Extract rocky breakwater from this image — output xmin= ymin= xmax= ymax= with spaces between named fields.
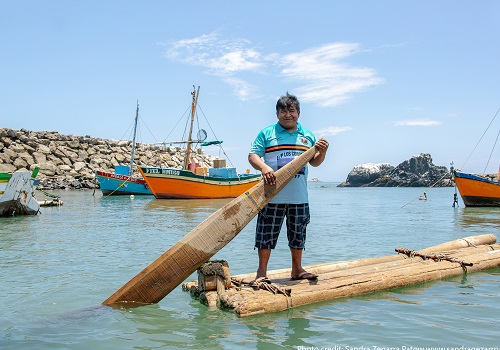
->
xmin=338 ymin=153 xmax=453 ymax=187
xmin=0 ymin=128 xmax=215 ymax=190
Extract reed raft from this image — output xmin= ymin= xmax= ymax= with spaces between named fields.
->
xmin=183 ymin=234 xmax=500 ymax=317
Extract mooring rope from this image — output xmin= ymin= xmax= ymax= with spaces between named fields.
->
xmin=460 ymin=107 xmax=499 ymax=170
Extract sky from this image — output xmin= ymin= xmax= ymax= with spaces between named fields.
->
xmin=1 ymin=1 xmax=499 ymax=182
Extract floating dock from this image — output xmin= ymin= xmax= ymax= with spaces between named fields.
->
xmin=182 ymin=234 xmax=500 ymax=317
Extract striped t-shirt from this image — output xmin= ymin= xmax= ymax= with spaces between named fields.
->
xmin=250 ymin=122 xmax=316 ymax=204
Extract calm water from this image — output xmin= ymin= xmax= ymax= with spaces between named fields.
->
xmin=1 ymin=183 xmax=499 ymax=349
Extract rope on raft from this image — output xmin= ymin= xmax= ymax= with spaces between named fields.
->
xmin=231 ymin=277 xmax=292 ymax=297
xmin=395 ymin=247 xmax=474 ymax=271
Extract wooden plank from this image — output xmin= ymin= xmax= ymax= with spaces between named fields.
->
xmin=103 ymin=146 xmax=318 ymax=306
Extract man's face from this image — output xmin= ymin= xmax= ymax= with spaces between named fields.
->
xmin=277 ymin=106 xmax=300 ymax=131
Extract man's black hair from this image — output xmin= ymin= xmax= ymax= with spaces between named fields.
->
xmin=276 ymin=92 xmax=300 ymax=114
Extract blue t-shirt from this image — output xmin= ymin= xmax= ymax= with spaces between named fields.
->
xmin=250 ymin=122 xmax=316 ymax=204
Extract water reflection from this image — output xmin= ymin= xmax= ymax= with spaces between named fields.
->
xmin=146 ymin=198 xmax=229 ymax=213
xmin=122 ymin=303 xmax=234 ymax=349
xmin=241 ymin=311 xmax=322 ymax=349
xmin=145 ymin=198 xmax=231 ymax=225
xmin=453 ymin=207 xmax=500 ymax=230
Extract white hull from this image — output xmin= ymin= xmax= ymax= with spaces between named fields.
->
xmin=0 ymin=171 xmax=40 ymax=216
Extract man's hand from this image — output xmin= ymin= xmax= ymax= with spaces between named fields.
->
xmin=261 ymin=164 xmax=276 ymax=185
xmin=248 ymin=153 xmax=276 ymax=185
xmin=315 ymin=138 xmax=329 ymax=154
xmin=310 ymin=138 xmax=329 ymax=167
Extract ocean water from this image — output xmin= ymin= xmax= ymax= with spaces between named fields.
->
xmin=0 ymin=183 xmax=499 ymax=350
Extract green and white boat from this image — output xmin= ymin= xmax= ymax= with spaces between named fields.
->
xmin=0 ymin=167 xmax=40 ymax=216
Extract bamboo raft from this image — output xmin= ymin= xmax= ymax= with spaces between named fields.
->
xmin=182 ymin=234 xmax=500 ymax=317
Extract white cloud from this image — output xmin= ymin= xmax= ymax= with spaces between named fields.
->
xmin=279 ymin=43 xmax=384 ymax=107
xmin=164 ymin=32 xmax=264 ymax=76
xmin=394 ymin=120 xmax=443 ymax=127
xmin=222 ymin=77 xmax=258 ymax=101
xmin=314 ymin=126 xmax=352 ymax=138
xmin=163 ymin=33 xmax=383 ymax=106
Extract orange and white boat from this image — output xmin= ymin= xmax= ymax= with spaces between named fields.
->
xmin=452 ymin=108 xmax=500 ymax=207
xmin=453 ymin=168 xmax=500 ymax=207
xmin=138 ymin=86 xmax=261 ymax=199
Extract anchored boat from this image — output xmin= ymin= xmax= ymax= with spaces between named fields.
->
xmin=452 ymin=108 xmax=500 ymax=207
xmin=138 ymin=86 xmax=261 ymax=199
xmin=0 ymin=167 xmax=40 ymax=216
xmin=95 ymin=101 xmax=152 ymax=196
xmin=453 ymin=169 xmax=500 ymax=206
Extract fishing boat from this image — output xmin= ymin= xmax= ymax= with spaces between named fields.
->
xmin=453 ymin=169 xmax=500 ymax=207
xmin=0 ymin=167 xmax=40 ymax=216
xmin=451 ymin=108 xmax=500 ymax=207
xmin=94 ymin=102 xmax=152 ymax=196
xmin=0 ymin=172 xmax=10 ymax=193
xmin=138 ymin=86 xmax=261 ymax=199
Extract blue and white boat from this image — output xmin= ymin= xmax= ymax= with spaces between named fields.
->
xmin=94 ymin=102 xmax=152 ymax=196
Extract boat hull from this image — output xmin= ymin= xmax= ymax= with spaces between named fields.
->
xmin=454 ymin=171 xmax=500 ymax=207
xmin=95 ymin=170 xmax=151 ymax=196
xmin=139 ymin=167 xmax=261 ymax=199
xmin=0 ymin=171 xmax=40 ymax=216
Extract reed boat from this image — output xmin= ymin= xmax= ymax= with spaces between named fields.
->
xmin=94 ymin=101 xmax=152 ymax=196
xmin=183 ymin=234 xmax=500 ymax=317
xmin=453 ymin=169 xmax=500 ymax=207
xmin=138 ymin=86 xmax=261 ymax=199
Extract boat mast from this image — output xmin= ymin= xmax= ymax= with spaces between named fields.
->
xmin=129 ymin=100 xmax=139 ymax=176
xmin=184 ymin=86 xmax=200 ymax=170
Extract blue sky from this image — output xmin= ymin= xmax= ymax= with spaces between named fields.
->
xmin=1 ymin=1 xmax=499 ymax=181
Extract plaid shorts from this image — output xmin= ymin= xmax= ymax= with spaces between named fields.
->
xmin=255 ymin=203 xmax=310 ymax=250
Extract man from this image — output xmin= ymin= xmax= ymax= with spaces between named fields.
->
xmin=248 ymin=92 xmax=329 ymax=283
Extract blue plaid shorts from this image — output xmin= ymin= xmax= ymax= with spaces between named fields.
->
xmin=255 ymin=203 xmax=310 ymax=250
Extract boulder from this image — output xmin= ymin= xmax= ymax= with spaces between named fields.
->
xmin=338 ymin=153 xmax=453 ymax=187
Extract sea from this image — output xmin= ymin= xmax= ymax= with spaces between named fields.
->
xmin=1 ymin=183 xmax=499 ymax=350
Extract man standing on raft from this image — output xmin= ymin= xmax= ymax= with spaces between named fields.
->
xmin=248 ymin=92 xmax=329 ymax=283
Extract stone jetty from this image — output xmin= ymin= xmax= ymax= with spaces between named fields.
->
xmin=0 ymin=128 xmax=216 ymax=190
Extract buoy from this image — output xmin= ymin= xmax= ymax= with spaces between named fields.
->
xmin=130 ymin=195 xmax=135 ymax=200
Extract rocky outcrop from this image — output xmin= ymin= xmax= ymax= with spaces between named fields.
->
xmin=0 ymin=128 xmax=216 ymax=190
xmin=338 ymin=153 xmax=454 ymax=187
